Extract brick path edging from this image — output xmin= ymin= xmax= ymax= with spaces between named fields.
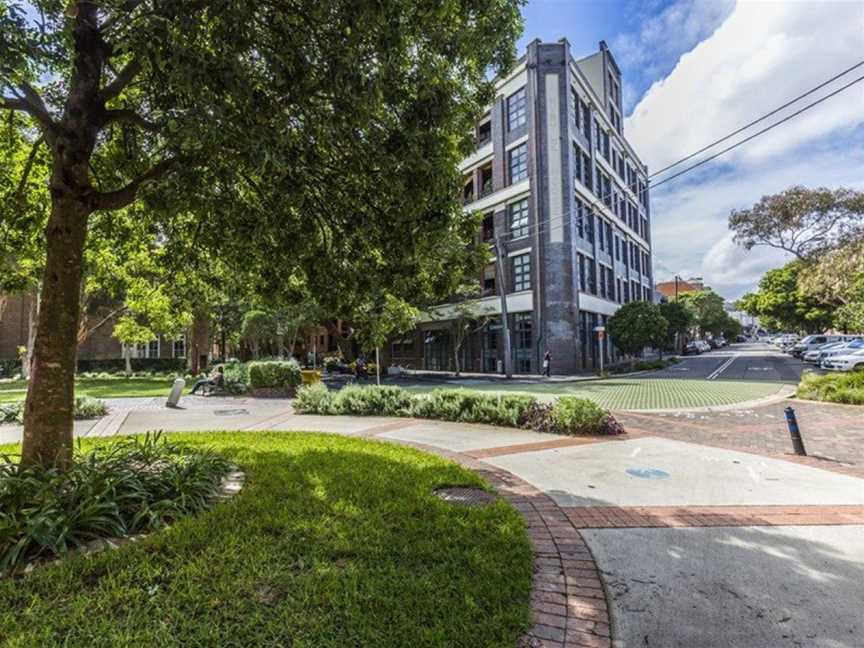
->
xmin=389 ymin=437 xmax=613 ymax=648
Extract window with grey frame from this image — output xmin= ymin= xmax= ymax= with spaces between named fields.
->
xmin=513 ymin=313 xmax=533 ymax=373
xmin=509 ymin=199 xmax=529 ymax=239
xmin=512 ymin=253 xmax=531 ymax=291
xmin=508 ymin=143 xmax=528 ymax=184
xmin=507 ymin=87 xmax=527 ymax=130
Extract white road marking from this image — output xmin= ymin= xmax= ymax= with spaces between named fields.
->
xmin=706 ymin=354 xmax=739 ymax=380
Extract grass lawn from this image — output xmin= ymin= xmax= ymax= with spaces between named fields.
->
xmin=395 ymin=377 xmax=787 ymax=410
xmin=0 ymin=377 xmax=183 ymax=403
xmin=0 ymin=432 xmax=532 ymax=647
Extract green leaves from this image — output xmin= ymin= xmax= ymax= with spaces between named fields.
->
xmin=607 ymin=301 xmax=668 ymax=356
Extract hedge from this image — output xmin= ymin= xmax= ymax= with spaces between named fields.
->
xmin=248 ymin=360 xmax=302 ymax=391
xmin=75 ymin=358 xmax=187 ymax=374
xmin=294 ymin=384 xmax=623 ymax=436
xmin=796 ymin=370 xmax=864 ymax=405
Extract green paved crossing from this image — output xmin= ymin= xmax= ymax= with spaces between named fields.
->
xmin=401 ymin=378 xmax=787 ymax=411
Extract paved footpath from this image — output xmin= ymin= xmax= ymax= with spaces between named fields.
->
xmin=2 ymin=396 xmax=864 ymax=647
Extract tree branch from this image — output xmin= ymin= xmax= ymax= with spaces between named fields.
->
xmin=94 ymin=156 xmax=181 ymax=211
xmin=15 ymin=136 xmax=45 ymax=201
xmin=100 ymin=59 xmax=142 ymax=102
xmin=102 ymin=108 xmax=159 ymax=132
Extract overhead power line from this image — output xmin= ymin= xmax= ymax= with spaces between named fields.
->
xmin=649 ymin=59 xmax=864 ymax=178
xmin=650 ymin=73 xmax=864 ymax=190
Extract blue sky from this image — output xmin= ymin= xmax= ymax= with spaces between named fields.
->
xmin=520 ymin=0 xmax=864 ymax=299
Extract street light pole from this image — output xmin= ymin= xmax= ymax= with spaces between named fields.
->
xmin=494 ymin=237 xmax=513 ymax=379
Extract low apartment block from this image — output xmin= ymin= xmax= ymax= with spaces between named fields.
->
xmin=387 ymin=39 xmax=654 ymax=375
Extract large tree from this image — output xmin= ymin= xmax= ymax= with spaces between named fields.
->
xmin=1 ymin=0 xmax=523 ymax=467
xmin=658 ymin=300 xmax=693 ymax=352
xmin=607 ymin=301 xmax=667 ymax=358
xmin=678 ymin=289 xmax=729 ymax=336
xmin=798 ymin=238 xmax=864 ymax=333
xmin=729 ymin=186 xmax=864 ymax=260
xmin=736 ymin=261 xmax=833 ymax=333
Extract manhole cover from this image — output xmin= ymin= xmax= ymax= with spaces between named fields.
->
xmin=213 ymin=409 xmax=249 ymax=416
xmin=433 ymin=487 xmax=497 ymax=507
xmin=625 ymin=468 xmax=670 ymax=479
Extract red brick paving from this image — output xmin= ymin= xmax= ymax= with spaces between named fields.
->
xmin=562 ymin=505 xmax=864 ymax=529
xmin=617 ymin=398 xmax=864 ymax=479
xmin=467 ymin=437 xmax=603 ymax=459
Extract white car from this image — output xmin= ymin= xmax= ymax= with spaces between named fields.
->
xmin=803 ymin=341 xmax=847 ymax=364
xmin=821 ymin=349 xmax=864 ymax=372
xmin=818 ymin=339 xmax=864 ymax=365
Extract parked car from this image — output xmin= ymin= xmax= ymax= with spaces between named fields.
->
xmin=707 ymin=338 xmax=721 ymax=349
xmin=821 ymin=349 xmax=864 ymax=372
xmin=819 ymin=339 xmax=864 ymax=366
xmin=716 ymin=337 xmax=728 ymax=347
xmin=789 ymin=334 xmax=849 ymax=358
xmin=802 ymin=341 xmax=846 ymax=364
xmin=696 ymin=340 xmax=711 ymax=353
xmin=683 ymin=341 xmax=702 ymax=355
xmin=735 ymin=335 xmax=748 ymax=343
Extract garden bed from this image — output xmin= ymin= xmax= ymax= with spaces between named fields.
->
xmin=295 ymin=384 xmax=624 ymax=435
xmin=0 ymin=432 xmax=532 ymax=646
xmin=796 ymin=370 xmax=864 ymax=405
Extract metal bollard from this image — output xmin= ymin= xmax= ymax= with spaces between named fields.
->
xmin=784 ymin=406 xmax=807 ymax=456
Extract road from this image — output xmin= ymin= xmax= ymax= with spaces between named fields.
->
xmin=648 ymin=341 xmax=807 ymax=383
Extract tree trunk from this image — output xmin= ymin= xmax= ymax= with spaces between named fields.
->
xmin=21 ymin=199 xmax=91 ymax=468
xmin=124 ymin=345 xmax=132 ymax=376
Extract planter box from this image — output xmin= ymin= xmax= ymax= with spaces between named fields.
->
xmin=301 ymin=370 xmax=322 ymax=385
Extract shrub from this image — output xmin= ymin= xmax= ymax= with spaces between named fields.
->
xmin=412 ymin=389 xmax=537 ymax=427
xmin=294 ymin=383 xmax=336 ymax=414
xmin=73 ymin=396 xmax=108 ymax=419
xmin=76 ymin=358 xmax=186 ymax=374
xmin=332 ymin=385 xmax=415 ymax=416
xmin=0 ymin=432 xmax=232 ymax=574
xmin=549 ymin=396 xmax=608 ymax=435
xmin=0 ymin=360 xmax=21 ymax=379
xmin=0 ymin=397 xmax=107 ymax=425
xmin=222 ymin=361 xmax=249 ymax=394
xmin=248 ymin=360 xmax=302 ymax=392
xmin=797 ymin=370 xmax=864 ymax=405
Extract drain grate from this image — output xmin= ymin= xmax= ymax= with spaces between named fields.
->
xmin=433 ymin=487 xmax=497 ymax=507
xmin=213 ymin=408 xmax=249 ymax=416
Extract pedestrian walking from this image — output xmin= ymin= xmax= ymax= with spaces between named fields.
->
xmin=542 ymin=350 xmax=551 ymax=377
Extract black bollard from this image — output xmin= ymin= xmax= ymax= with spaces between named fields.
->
xmin=784 ymin=406 xmax=807 ymax=456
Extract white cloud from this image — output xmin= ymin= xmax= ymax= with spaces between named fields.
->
xmin=626 ymin=0 xmax=864 ymax=171
xmin=624 ymin=0 xmax=864 ymax=298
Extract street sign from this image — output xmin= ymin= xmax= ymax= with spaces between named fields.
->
xmin=593 ymin=326 xmax=605 ymax=332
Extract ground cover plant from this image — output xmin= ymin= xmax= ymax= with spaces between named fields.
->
xmin=0 ymin=433 xmax=231 ymax=574
xmin=0 ymin=432 xmax=532 ymax=647
xmin=296 ymin=384 xmax=623 ymax=435
xmin=796 ymin=370 xmax=864 ymax=405
xmin=0 ymin=396 xmax=107 ymax=425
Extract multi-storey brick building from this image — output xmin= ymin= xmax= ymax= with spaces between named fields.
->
xmin=387 ymin=39 xmax=654 ymax=375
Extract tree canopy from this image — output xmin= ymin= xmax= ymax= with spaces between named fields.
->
xmin=607 ymin=301 xmax=667 ymax=357
xmin=736 ymin=261 xmax=833 ymax=333
xmin=1 ymin=0 xmax=524 ymax=467
xmin=729 ymin=186 xmax=864 ymax=261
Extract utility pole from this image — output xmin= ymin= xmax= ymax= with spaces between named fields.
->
xmin=494 ymin=238 xmax=513 ymax=378
xmin=674 ymin=275 xmax=679 ymax=300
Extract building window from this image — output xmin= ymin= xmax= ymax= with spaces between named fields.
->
xmin=148 ymin=339 xmax=159 ymax=359
xmin=512 ymin=253 xmax=531 ymax=291
xmin=575 ymin=199 xmax=585 ymax=239
xmin=578 ymin=254 xmax=587 ymax=292
xmin=477 ymin=120 xmax=491 ymax=147
xmin=588 ymin=261 xmax=597 ymax=295
xmin=392 ymin=336 xmax=415 ymax=356
xmin=598 ymin=218 xmax=606 ymax=251
xmin=582 ymin=152 xmax=592 ymax=190
xmin=605 ymin=222 xmax=613 ymax=251
xmin=508 ymin=143 xmax=528 ymax=183
xmin=616 ymin=278 xmax=622 ymax=303
xmin=514 ymin=313 xmax=532 ymax=373
xmin=586 ymin=210 xmax=595 ymax=241
xmin=614 ymin=235 xmax=620 ymax=261
xmin=507 ymin=87 xmax=527 ymax=130
xmin=581 ymin=100 xmax=591 ymax=141
xmin=173 ymin=335 xmax=186 ymax=359
xmin=483 ymin=264 xmax=496 ymax=294
xmin=482 ymin=213 xmax=495 ymax=241
xmin=509 ymin=199 xmax=529 ymax=238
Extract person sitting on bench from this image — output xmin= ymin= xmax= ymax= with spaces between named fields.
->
xmin=190 ymin=365 xmax=224 ymax=395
